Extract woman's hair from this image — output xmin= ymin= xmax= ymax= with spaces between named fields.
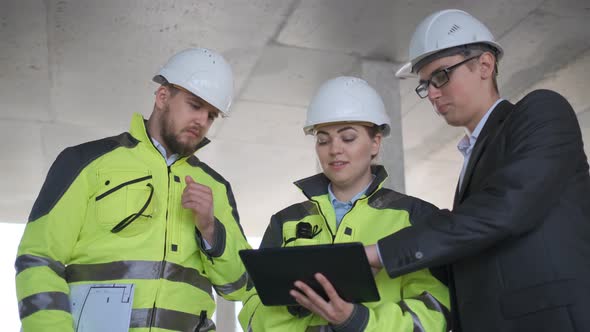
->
xmin=365 ymin=124 xmax=383 ymax=160
xmin=366 ymin=124 xmax=381 ymax=139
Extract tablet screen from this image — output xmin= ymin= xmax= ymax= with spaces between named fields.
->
xmin=240 ymin=242 xmax=380 ymax=306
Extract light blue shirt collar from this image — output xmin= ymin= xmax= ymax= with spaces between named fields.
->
xmin=328 ymin=175 xmax=375 ymax=228
xmin=458 ymin=98 xmax=504 ymax=157
xmin=328 ymin=185 xmax=367 ymax=206
xmin=151 ymin=137 xmax=180 ymax=166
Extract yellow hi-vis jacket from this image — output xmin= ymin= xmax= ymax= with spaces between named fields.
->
xmin=239 ymin=166 xmax=450 ymax=332
xmin=15 ymin=113 xmax=251 ymax=332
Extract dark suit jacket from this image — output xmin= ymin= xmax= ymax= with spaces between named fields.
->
xmin=378 ymin=90 xmax=590 ymax=332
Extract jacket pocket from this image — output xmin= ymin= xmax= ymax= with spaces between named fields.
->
xmin=500 ymin=279 xmax=576 ymax=319
xmin=95 ymin=170 xmax=155 ymax=237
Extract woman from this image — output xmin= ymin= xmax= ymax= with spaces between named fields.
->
xmin=239 ymin=77 xmax=450 ymax=331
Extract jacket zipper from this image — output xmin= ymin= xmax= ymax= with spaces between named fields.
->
xmin=149 ymin=165 xmax=172 ymax=330
xmin=335 ymin=197 xmax=366 ymax=241
xmin=322 ymin=194 xmax=370 ymax=243
xmin=311 ymin=199 xmax=336 ymax=243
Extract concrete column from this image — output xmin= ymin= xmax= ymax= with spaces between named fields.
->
xmin=215 ymin=296 xmax=236 ymax=331
xmin=361 ymin=60 xmax=405 ymax=193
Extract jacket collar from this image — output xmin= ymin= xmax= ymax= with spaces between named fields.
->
xmin=294 ymin=165 xmax=388 ymax=200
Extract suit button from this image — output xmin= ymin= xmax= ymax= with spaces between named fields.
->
xmin=415 ymin=251 xmax=423 ymax=259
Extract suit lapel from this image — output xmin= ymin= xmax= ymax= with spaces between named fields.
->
xmin=455 ymin=100 xmax=514 ymax=204
xmin=453 ymin=180 xmax=461 ymax=208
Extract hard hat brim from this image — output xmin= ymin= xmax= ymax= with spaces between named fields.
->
xmin=152 ymin=75 xmax=167 ymax=85
xmin=395 ymin=62 xmax=416 ymax=79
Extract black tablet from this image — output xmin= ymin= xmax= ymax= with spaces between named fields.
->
xmin=239 ymin=242 xmax=380 ymax=306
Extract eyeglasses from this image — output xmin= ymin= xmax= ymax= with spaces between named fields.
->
xmin=415 ymin=55 xmax=480 ymax=98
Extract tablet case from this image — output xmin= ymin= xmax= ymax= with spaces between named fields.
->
xmin=240 ymin=242 xmax=380 ymax=306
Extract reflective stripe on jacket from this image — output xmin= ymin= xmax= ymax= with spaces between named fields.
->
xmin=239 ymin=166 xmax=450 ymax=332
xmin=16 ymin=113 xmax=251 ymax=332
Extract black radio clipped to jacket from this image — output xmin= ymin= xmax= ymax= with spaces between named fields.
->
xmin=283 ymin=222 xmax=322 ymax=246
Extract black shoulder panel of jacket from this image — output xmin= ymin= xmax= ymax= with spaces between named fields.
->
xmin=28 ymin=132 xmax=138 ymax=222
xmin=186 ymin=155 xmax=247 ymax=240
xmin=368 ymin=188 xmax=410 ymax=210
xmin=259 ymin=200 xmax=318 ymax=249
xmin=273 ymin=200 xmax=319 ymax=224
xmin=368 ymin=188 xmax=438 ymax=226
xmin=369 ymin=188 xmax=448 ymax=285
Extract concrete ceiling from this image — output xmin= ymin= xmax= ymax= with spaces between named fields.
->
xmin=1 ymin=0 xmax=589 ymax=237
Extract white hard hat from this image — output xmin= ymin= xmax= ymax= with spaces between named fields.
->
xmin=153 ymin=48 xmax=234 ymax=116
xmin=396 ymin=9 xmax=503 ymax=78
xmin=304 ymin=76 xmax=391 ymax=137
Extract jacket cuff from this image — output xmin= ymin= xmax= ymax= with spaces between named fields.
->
xmin=195 ymin=218 xmax=226 ymax=258
xmin=377 ymin=226 xmax=425 ymax=279
xmin=331 ymin=304 xmax=369 ymax=332
xmin=286 ymin=305 xmax=311 ymax=318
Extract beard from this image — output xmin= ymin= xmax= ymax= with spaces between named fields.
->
xmin=159 ymin=106 xmax=202 ymax=156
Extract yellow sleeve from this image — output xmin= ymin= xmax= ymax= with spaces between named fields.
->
xmin=16 ymin=148 xmax=92 ymax=332
xmin=198 ymin=180 xmax=251 ymax=302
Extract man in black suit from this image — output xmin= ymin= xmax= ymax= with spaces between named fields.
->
xmin=365 ymin=9 xmax=590 ymax=332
